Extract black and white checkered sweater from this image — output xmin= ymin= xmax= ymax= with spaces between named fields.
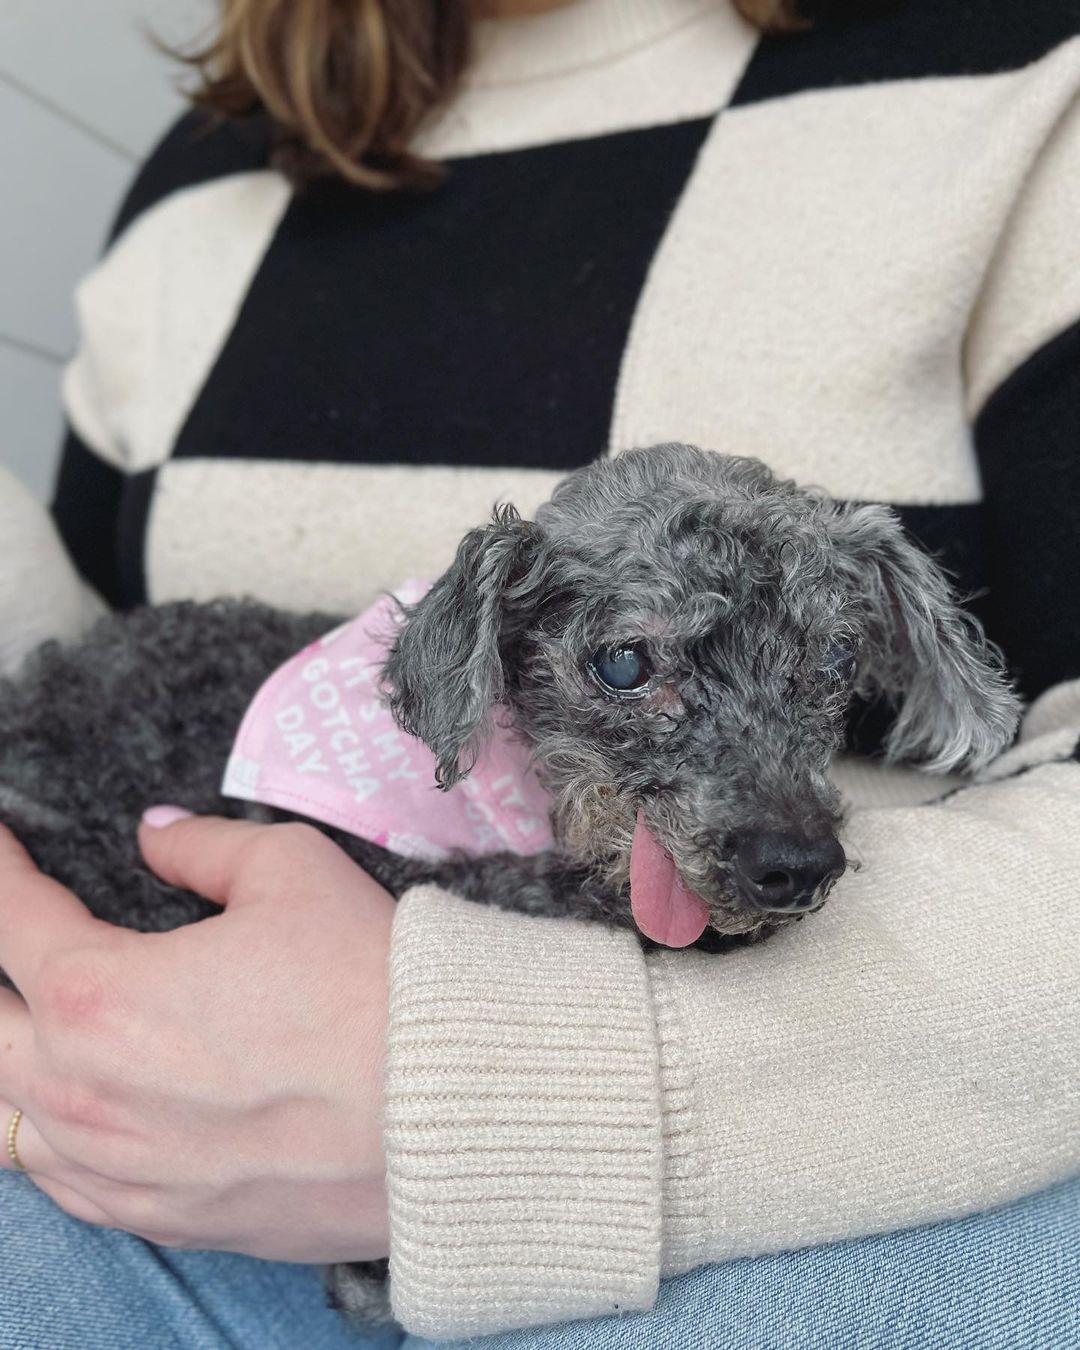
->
xmin=17 ymin=0 xmax=1080 ymax=1336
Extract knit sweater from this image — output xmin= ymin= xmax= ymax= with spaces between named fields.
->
xmin=2 ymin=0 xmax=1078 ymax=1338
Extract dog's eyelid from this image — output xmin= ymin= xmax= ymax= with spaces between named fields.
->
xmin=593 ymin=635 xmax=655 ymax=662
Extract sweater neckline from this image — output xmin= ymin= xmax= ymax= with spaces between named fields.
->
xmin=470 ymin=0 xmax=720 ymax=85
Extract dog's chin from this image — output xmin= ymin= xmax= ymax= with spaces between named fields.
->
xmin=696 ymin=891 xmax=831 ymax=955
xmin=701 ymin=890 xmax=828 ymax=941
xmin=705 ymin=905 xmax=776 ymax=938
xmin=690 ymin=907 xmax=802 ymax=953
xmin=692 ymin=922 xmax=776 ymax=953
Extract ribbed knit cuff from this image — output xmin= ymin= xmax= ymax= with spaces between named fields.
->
xmin=384 ymin=886 xmax=663 ymax=1339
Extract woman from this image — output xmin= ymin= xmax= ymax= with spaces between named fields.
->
xmin=1 ymin=0 xmax=1077 ymax=1345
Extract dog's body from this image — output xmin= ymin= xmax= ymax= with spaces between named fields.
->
xmin=0 ymin=444 xmax=1021 ymax=1321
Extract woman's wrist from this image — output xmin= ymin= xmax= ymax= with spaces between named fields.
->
xmin=385 ymin=885 xmax=663 ymax=1339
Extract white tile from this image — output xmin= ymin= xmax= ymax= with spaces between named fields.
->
xmin=0 ymin=342 xmax=65 ymax=502
xmin=0 ymin=0 xmax=207 ymax=158
xmin=0 ymin=79 xmax=131 ymax=357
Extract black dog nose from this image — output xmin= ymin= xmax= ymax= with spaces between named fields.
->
xmin=734 ymin=829 xmax=846 ymax=913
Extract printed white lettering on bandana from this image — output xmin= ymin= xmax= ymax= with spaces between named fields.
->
xmin=221 ymin=581 xmax=554 ymax=860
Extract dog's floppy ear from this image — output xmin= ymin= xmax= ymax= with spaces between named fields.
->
xmin=382 ymin=505 xmax=533 ymax=788
xmin=828 ymin=504 xmax=1020 ymax=772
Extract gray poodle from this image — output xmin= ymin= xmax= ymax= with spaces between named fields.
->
xmin=0 ymin=443 xmax=1020 ymax=1320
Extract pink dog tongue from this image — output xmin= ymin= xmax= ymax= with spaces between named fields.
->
xmin=629 ymin=811 xmax=711 ymax=948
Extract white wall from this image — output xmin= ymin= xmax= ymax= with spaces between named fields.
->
xmin=0 ymin=0 xmax=211 ymax=500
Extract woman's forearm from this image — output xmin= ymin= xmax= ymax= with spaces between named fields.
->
xmin=651 ymin=742 xmax=1080 ymax=1276
xmin=384 ymin=888 xmax=662 ymax=1338
xmin=384 ymin=695 xmax=1080 ymax=1338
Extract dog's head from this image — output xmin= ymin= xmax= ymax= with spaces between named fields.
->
xmin=383 ymin=444 xmax=1020 ymax=942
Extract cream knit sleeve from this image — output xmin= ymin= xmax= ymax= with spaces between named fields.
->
xmin=0 ymin=467 xmax=105 ymax=675
xmin=383 ymin=691 xmax=1080 ymax=1339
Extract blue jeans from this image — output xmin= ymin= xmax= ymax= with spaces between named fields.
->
xmin=1 ymin=1172 xmax=1076 ymax=1349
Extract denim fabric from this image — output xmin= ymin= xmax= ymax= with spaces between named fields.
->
xmin=2 ymin=1171 xmax=1076 ymax=1350
xmin=406 ymin=1177 xmax=1080 ymax=1350
xmin=0 ymin=1173 xmax=396 ymax=1350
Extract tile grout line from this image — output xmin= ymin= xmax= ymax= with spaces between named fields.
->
xmin=0 ymin=66 xmax=138 ymax=162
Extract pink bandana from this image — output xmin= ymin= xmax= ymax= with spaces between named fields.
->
xmin=221 ymin=581 xmax=555 ymax=861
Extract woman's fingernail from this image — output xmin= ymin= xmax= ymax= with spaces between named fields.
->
xmin=141 ymin=805 xmax=194 ymax=829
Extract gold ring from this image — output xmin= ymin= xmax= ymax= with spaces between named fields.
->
xmin=6 ymin=1108 xmax=26 ymax=1171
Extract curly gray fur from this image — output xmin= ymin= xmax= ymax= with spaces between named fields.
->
xmin=0 ymin=443 xmax=1020 ymax=1324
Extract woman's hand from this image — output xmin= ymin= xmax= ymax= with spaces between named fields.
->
xmin=0 ymin=811 xmax=393 ymax=1262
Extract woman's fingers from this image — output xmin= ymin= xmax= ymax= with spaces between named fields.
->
xmin=137 ymin=810 xmax=343 ymax=909
xmin=26 ymin=1173 xmax=117 ymax=1228
xmin=7 ymin=1148 xmax=122 ymax=1229
xmin=0 ymin=824 xmax=101 ymax=990
xmin=137 ymin=811 xmax=275 ymax=906
xmin=0 ymin=1095 xmax=52 ymax=1175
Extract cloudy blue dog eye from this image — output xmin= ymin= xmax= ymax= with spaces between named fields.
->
xmin=588 ymin=643 xmax=651 ymax=695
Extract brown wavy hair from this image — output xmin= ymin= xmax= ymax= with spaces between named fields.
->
xmin=177 ymin=1 xmax=892 ymax=189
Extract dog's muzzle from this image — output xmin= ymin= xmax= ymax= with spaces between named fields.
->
xmin=732 ymin=828 xmax=846 ymax=914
